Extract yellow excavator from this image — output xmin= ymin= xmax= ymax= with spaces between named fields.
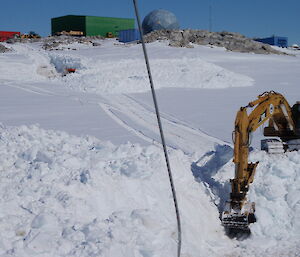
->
xmin=221 ymin=91 xmax=300 ymax=231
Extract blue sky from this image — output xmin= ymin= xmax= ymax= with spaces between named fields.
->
xmin=0 ymin=0 xmax=299 ymax=44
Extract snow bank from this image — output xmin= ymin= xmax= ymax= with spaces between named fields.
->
xmin=1 ymin=40 xmax=298 ymax=256
xmin=0 ymin=41 xmax=254 ymax=94
xmin=0 ymin=44 xmax=57 ymax=82
xmin=51 ymin=55 xmax=253 ymax=94
xmin=2 ymin=124 xmax=297 ymax=256
xmin=49 ymin=54 xmax=84 ymax=74
xmin=0 ymin=125 xmax=232 ymax=257
xmin=1 ymin=42 xmax=253 ymax=94
xmin=210 ymin=149 xmax=300 ymax=255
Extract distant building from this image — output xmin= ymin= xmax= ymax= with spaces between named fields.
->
xmin=118 ymin=29 xmax=140 ymax=43
xmin=142 ymin=9 xmax=179 ymax=34
xmin=51 ymin=15 xmax=135 ymax=37
xmin=254 ymin=36 xmax=288 ymax=48
xmin=0 ymin=31 xmax=20 ymax=42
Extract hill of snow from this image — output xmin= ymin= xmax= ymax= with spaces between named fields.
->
xmin=0 ymin=124 xmax=299 ymax=256
xmin=0 ymin=123 xmax=300 ymax=254
xmin=0 ymin=38 xmax=300 ymax=256
xmin=1 ymin=42 xmax=254 ymax=94
xmin=0 ymin=124 xmax=232 ymax=257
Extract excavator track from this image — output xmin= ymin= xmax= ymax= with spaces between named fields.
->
xmin=261 ymin=139 xmax=284 ymax=154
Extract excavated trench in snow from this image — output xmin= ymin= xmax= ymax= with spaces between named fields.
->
xmin=193 ymin=144 xmax=300 ymax=255
xmin=48 ymin=54 xmax=84 ymax=75
xmin=191 ymin=144 xmax=233 ymax=213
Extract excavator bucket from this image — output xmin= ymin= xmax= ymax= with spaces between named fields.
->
xmin=222 ymin=212 xmax=256 ymax=231
xmin=221 ymin=201 xmax=256 ymax=231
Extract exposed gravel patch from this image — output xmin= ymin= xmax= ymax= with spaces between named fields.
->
xmin=0 ymin=43 xmax=11 ymax=53
xmin=4 ymin=35 xmax=104 ymax=51
xmin=42 ymin=35 xmax=104 ymax=51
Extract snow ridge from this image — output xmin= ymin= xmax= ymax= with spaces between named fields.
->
xmin=0 ymin=125 xmax=230 ymax=257
xmin=52 ymin=56 xmax=254 ymax=94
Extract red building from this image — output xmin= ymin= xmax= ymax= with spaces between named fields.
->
xmin=0 ymin=31 xmax=21 ymax=42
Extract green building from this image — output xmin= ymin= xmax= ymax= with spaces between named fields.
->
xmin=51 ymin=15 xmax=135 ymax=37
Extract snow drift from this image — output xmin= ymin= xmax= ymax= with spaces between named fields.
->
xmin=1 ymin=38 xmax=299 ymax=257
xmin=51 ymin=55 xmax=254 ymax=94
xmin=0 ymin=125 xmax=232 ymax=257
xmin=3 ymin=43 xmax=253 ymax=94
xmin=0 ymin=124 xmax=299 ymax=256
xmin=201 ymin=148 xmax=300 ymax=256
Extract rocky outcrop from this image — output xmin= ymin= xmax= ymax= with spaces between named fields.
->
xmin=143 ymin=30 xmax=285 ymax=54
xmin=42 ymin=36 xmax=104 ymax=51
xmin=4 ymin=35 xmax=104 ymax=51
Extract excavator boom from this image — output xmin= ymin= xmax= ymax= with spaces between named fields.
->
xmin=222 ymin=91 xmax=300 ymax=232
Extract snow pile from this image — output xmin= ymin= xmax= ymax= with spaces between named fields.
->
xmin=1 ymin=43 xmax=253 ymax=94
xmin=50 ymin=55 xmax=253 ymax=94
xmin=0 ymin=44 xmax=57 ymax=82
xmin=0 ymin=52 xmax=41 ymax=82
xmin=211 ymin=149 xmax=300 ymax=255
xmin=49 ymin=54 xmax=84 ymax=74
xmin=1 ymin=124 xmax=298 ymax=256
xmin=0 ymin=125 xmax=232 ymax=257
xmin=249 ymin=151 xmax=300 ymax=239
xmin=1 ymin=39 xmax=299 ymax=256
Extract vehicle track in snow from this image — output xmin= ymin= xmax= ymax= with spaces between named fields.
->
xmin=1 ymin=43 xmax=228 ymax=155
xmin=2 ymin=77 xmax=228 ymax=157
xmin=3 ymin=81 xmax=57 ymax=96
xmin=100 ymin=94 xmax=228 ymax=156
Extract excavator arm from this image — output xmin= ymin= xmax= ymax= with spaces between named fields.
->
xmin=222 ymin=91 xmax=297 ymax=231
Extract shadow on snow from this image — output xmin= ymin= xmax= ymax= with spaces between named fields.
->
xmin=191 ymin=144 xmax=232 ymax=213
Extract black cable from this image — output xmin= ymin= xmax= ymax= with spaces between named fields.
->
xmin=132 ymin=1 xmax=182 ymax=256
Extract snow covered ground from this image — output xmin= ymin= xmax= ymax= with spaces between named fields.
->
xmin=0 ymin=39 xmax=299 ymax=256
